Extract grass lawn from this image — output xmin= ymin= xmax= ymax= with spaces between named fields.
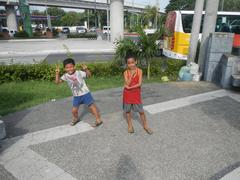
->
xmin=0 ymin=76 xmax=163 ymax=116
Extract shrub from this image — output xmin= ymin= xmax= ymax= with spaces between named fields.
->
xmin=14 ymin=31 xmax=29 ymax=38
xmin=67 ymin=33 xmax=97 ymax=39
xmin=0 ymin=59 xmax=185 ymax=84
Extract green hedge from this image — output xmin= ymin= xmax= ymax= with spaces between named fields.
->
xmin=14 ymin=31 xmax=29 ymax=38
xmin=0 ymin=59 xmax=185 ymax=84
xmin=67 ymin=33 xmax=97 ymax=39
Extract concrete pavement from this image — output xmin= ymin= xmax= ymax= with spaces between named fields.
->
xmin=1 ymin=82 xmax=240 ymax=180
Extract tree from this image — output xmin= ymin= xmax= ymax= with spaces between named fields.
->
xmin=115 ymin=28 xmax=164 ymax=79
xmin=31 ymin=10 xmax=44 ymax=15
xmin=220 ymin=0 xmax=240 ymax=11
xmin=165 ymin=0 xmax=195 ymax=12
xmin=61 ymin=12 xmax=82 ymax=26
xmin=45 ymin=7 xmax=65 ymax=17
xmin=143 ymin=6 xmax=158 ymax=28
xmin=165 ymin=0 xmax=240 ymax=12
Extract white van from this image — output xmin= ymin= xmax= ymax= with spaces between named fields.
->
xmin=102 ymin=26 xmax=110 ymax=34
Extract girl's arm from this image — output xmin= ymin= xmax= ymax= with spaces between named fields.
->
xmin=55 ymin=64 xmax=63 ymax=84
xmin=81 ymin=64 xmax=91 ymax=78
xmin=127 ymin=69 xmax=142 ymax=89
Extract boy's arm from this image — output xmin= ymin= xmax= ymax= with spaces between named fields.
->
xmin=55 ymin=64 xmax=63 ymax=84
xmin=81 ymin=64 xmax=91 ymax=78
xmin=124 ymin=70 xmax=134 ymax=87
xmin=127 ymin=69 xmax=142 ymax=89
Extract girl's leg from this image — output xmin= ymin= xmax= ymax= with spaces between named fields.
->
xmin=88 ymin=103 xmax=102 ymax=124
xmin=139 ymin=111 xmax=152 ymax=134
xmin=126 ymin=112 xmax=134 ymax=132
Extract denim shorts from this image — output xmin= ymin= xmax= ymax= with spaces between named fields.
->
xmin=73 ymin=92 xmax=94 ymax=107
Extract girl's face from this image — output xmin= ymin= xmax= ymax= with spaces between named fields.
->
xmin=64 ymin=63 xmax=76 ymax=75
xmin=127 ymin=58 xmax=137 ymax=70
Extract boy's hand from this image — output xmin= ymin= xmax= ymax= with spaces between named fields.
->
xmin=124 ymin=85 xmax=131 ymax=89
xmin=130 ymin=71 xmax=136 ymax=78
xmin=81 ymin=64 xmax=88 ymax=71
xmin=55 ymin=64 xmax=60 ymax=74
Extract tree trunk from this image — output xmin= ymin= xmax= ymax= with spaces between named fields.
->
xmin=147 ymin=59 xmax=151 ymax=80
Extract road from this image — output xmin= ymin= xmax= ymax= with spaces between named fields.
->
xmin=0 ymin=39 xmax=115 ymax=64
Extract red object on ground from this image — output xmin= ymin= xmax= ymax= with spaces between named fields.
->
xmin=233 ymin=34 xmax=240 ymax=48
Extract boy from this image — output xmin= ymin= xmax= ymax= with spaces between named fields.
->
xmin=55 ymin=58 xmax=103 ymax=127
xmin=123 ymin=55 xmax=152 ymax=134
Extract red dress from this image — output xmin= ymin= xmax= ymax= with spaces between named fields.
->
xmin=123 ymin=68 xmax=142 ymax=104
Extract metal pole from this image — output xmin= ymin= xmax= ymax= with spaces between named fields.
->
xmin=187 ymin=0 xmax=205 ymax=63
xmin=107 ymin=0 xmax=110 ymax=41
xmin=155 ymin=0 xmax=159 ymax=29
xmin=45 ymin=3 xmax=51 ymax=30
xmin=95 ymin=0 xmax=97 ymax=27
xmin=221 ymin=0 xmax=225 ymax=11
xmin=198 ymin=0 xmax=220 ymax=75
xmin=87 ymin=9 xmax=90 ymax=29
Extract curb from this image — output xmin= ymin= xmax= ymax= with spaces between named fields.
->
xmin=0 ymin=119 xmax=6 ymax=140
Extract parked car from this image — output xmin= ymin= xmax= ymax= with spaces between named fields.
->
xmin=62 ymin=27 xmax=70 ymax=34
xmin=144 ymin=28 xmax=157 ymax=35
xmin=8 ymin=29 xmax=17 ymax=37
xmin=76 ymin=26 xmax=87 ymax=34
xmin=1 ymin=27 xmax=9 ymax=33
xmin=102 ymin=26 xmax=110 ymax=34
xmin=89 ymin=27 xmax=97 ymax=32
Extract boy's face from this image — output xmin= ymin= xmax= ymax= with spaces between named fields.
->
xmin=127 ymin=58 xmax=137 ymax=70
xmin=64 ymin=63 xmax=75 ymax=75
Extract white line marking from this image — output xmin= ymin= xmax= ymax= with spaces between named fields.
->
xmin=144 ymin=90 xmax=227 ymax=114
xmin=220 ymin=167 xmax=240 ymax=180
xmin=0 ymin=122 xmax=93 ymax=180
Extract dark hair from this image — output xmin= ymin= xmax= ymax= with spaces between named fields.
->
xmin=125 ymin=54 xmax=137 ymax=63
xmin=63 ymin=58 xmax=75 ymax=67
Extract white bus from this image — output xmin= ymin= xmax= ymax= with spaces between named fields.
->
xmin=163 ymin=10 xmax=240 ymax=60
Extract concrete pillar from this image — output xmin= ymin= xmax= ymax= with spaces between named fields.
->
xmin=198 ymin=0 xmax=220 ymax=75
xmin=5 ymin=5 xmax=18 ymax=31
xmin=110 ymin=0 xmax=124 ymax=42
xmin=187 ymin=0 xmax=205 ymax=63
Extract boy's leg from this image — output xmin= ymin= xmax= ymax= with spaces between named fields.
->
xmin=88 ymin=103 xmax=102 ymax=124
xmin=139 ymin=111 xmax=148 ymax=129
xmin=126 ymin=112 xmax=134 ymax=132
xmin=139 ymin=111 xmax=152 ymax=134
xmin=71 ymin=107 xmax=79 ymax=125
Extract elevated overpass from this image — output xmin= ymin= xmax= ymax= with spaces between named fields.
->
xmin=0 ymin=0 xmax=156 ymax=13
xmin=0 ymin=0 xmax=164 ymax=42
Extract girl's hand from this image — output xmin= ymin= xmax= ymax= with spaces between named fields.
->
xmin=81 ymin=64 xmax=88 ymax=71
